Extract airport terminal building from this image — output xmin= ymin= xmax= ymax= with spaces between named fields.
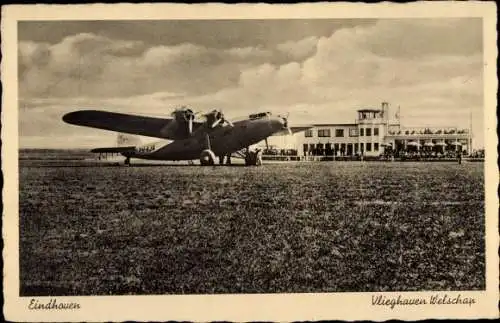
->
xmin=272 ymin=102 xmax=472 ymax=158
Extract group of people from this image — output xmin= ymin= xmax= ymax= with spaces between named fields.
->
xmin=263 ymin=148 xmax=298 ymax=156
xmin=381 ymin=148 xmax=466 ymax=160
xmin=469 ymin=150 xmax=485 ymax=158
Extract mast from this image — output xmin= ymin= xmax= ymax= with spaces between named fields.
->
xmin=397 ymin=105 xmax=401 ymax=130
xmin=469 ymin=107 xmax=473 ymax=154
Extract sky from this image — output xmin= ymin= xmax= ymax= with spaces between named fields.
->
xmin=18 ymin=18 xmax=484 ymax=149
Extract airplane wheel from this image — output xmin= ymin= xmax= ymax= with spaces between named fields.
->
xmin=124 ymin=157 xmax=131 ymax=166
xmin=200 ymin=149 xmax=216 ymax=166
xmin=245 ymin=151 xmax=261 ymax=166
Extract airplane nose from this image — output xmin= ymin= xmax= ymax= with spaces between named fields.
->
xmin=269 ymin=115 xmax=292 ymax=136
xmin=270 ymin=116 xmax=286 ymax=130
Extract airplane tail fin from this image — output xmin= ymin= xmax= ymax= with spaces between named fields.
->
xmin=89 ymin=133 xmax=140 ymax=157
xmin=117 ymin=133 xmax=141 ymax=147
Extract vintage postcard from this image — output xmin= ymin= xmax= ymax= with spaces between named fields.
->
xmin=2 ymin=2 xmax=499 ymax=322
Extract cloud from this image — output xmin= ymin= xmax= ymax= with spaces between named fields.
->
xmin=19 ymin=33 xmax=148 ymax=98
xmin=227 ymin=19 xmax=482 ymax=115
xmin=18 ymin=18 xmax=484 ymax=148
xmin=276 ymin=36 xmax=318 ymax=61
xmin=364 ymin=18 xmax=482 ymax=58
xmin=18 ymin=33 xmax=283 ymax=100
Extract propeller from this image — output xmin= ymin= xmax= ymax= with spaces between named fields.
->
xmin=204 ymin=109 xmax=234 ymax=129
xmin=171 ymin=106 xmax=198 ymax=136
xmin=278 ymin=112 xmax=292 ymax=135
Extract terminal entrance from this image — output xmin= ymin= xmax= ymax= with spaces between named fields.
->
xmin=302 ymin=143 xmax=357 ymax=157
xmin=347 ymin=143 xmax=353 ymax=156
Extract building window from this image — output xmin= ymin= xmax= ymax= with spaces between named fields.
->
xmin=354 ymin=143 xmax=359 ymax=153
xmin=366 ymin=143 xmax=372 ymax=151
xmin=360 ymin=143 xmax=364 ymax=152
xmin=335 ymin=129 xmax=344 ymax=137
xmin=366 ymin=128 xmax=372 ymax=136
xmin=303 ymin=144 xmax=308 ymax=153
xmin=374 ymin=127 xmax=379 ymax=136
xmin=318 ymin=129 xmax=331 ymax=137
xmin=305 ymin=129 xmax=313 ymax=137
xmin=349 ymin=128 xmax=358 ymax=137
xmin=360 ymin=128 xmax=364 ymax=136
xmin=374 ymin=143 xmax=379 ymax=151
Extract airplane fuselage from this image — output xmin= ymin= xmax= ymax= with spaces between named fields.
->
xmin=123 ymin=116 xmax=285 ymax=161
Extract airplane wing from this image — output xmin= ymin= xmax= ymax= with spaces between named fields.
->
xmin=63 ymin=110 xmax=204 ymax=140
xmin=290 ymin=126 xmax=313 ymax=134
xmin=271 ymin=126 xmax=312 ymax=136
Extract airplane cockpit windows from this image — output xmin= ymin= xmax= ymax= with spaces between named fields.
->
xmin=249 ymin=112 xmax=271 ymax=120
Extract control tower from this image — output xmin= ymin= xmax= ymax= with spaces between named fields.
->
xmin=356 ymin=104 xmax=388 ymax=156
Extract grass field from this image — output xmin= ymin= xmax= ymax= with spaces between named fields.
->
xmin=19 ymin=161 xmax=485 ymax=295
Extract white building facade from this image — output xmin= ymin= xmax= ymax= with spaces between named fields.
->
xmin=278 ymin=102 xmax=472 ymax=157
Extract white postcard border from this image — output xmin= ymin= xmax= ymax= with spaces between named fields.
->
xmin=2 ymin=2 xmax=498 ymax=322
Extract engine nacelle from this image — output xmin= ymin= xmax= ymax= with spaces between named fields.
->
xmin=199 ymin=149 xmax=216 ymax=166
xmin=204 ymin=109 xmax=233 ymax=129
xmin=160 ymin=107 xmax=196 ymax=139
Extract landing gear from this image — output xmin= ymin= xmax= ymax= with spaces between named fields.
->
xmin=200 ymin=149 xmax=216 ymax=166
xmin=244 ymin=148 xmax=263 ymax=166
xmin=124 ymin=157 xmax=131 ymax=166
xmin=200 ymin=134 xmax=216 ymax=166
xmin=217 ymin=154 xmax=232 ymax=165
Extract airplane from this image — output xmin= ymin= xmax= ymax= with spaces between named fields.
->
xmin=62 ymin=107 xmax=311 ymax=166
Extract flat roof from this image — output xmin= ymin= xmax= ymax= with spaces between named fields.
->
xmin=312 ymin=123 xmax=357 ymax=127
xmin=357 ymin=109 xmax=381 ymax=113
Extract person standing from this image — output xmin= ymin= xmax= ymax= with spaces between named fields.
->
xmin=256 ymin=148 xmax=263 ymax=166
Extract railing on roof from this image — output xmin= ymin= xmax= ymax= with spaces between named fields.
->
xmin=387 ymin=127 xmax=469 ymax=136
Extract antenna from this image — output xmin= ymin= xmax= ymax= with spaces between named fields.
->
xmin=396 ymin=105 xmax=401 ymax=130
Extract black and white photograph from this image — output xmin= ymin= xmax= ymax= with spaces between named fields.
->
xmin=2 ymin=2 xmax=498 ymax=322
